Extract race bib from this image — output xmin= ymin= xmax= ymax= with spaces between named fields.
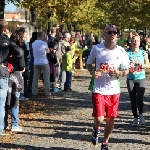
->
xmin=100 ymin=63 xmax=115 ymax=72
xmin=129 ymin=63 xmax=142 ymax=73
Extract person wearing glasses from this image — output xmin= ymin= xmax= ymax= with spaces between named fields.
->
xmin=86 ymin=24 xmax=130 ymax=150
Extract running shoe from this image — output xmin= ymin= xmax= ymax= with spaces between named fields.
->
xmin=101 ymin=143 xmax=108 ymax=150
xmin=91 ymin=126 xmax=100 ymax=145
xmin=132 ymin=118 xmax=139 ymax=127
xmin=139 ymin=115 xmax=146 ymax=126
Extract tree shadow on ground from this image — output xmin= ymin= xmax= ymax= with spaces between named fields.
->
xmin=19 ymin=90 xmax=92 ymax=116
xmin=0 ymin=143 xmax=79 ymax=150
xmin=1 ymin=70 xmax=150 ymax=149
xmin=18 ymin=75 xmax=150 ymax=124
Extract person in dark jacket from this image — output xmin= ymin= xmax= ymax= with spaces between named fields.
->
xmin=10 ymin=29 xmax=29 ymax=100
xmin=4 ymin=62 xmax=24 ymax=132
xmin=26 ymin=32 xmax=37 ymax=94
xmin=85 ymin=37 xmax=94 ymax=65
xmin=0 ymin=19 xmax=23 ymax=136
xmin=139 ymin=32 xmax=146 ymax=50
xmin=15 ymin=28 xmax=30 ymax=100
xmin=47 ymin=41 xmax=61 ymax=92
xmin=4 ymin=30 xmax=25 ymax=132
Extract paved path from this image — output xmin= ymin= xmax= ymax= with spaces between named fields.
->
xmin=0 ymin=70 xmax=150 ymax=150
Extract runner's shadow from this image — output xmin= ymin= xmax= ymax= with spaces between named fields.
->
xmin=0 ymin=143 xmax=49 ymax=150
xmin=0 ymin=143 xmax=79 ymax=150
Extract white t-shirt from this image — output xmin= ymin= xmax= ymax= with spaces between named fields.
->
xmin=87 ymin=43 xmax=130 ymax=95
xmin=32 ymin=40 xmax=49 ymax=65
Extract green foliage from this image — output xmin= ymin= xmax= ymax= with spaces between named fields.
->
xmin=6 ymin=0 xmax=150 ymax=34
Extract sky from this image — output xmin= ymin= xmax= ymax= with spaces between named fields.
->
xmin=5 ymin=3 xmax=17 ymax=12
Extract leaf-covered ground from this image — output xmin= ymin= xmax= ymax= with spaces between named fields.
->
xmin=0 ymin=69 xmax=150 ymax=150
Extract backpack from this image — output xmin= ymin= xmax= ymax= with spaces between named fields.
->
xmin=47 ymin=52 xmax=57 ymax=64
xmin=60 ymin=43 xmax=66 ymax=55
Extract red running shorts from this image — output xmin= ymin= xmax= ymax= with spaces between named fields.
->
xmin=92 ymin=93 xmax=120 ymax=118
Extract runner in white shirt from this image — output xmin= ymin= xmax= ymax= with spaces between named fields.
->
xmin=87 ymin=24 xmax=130 ymax=150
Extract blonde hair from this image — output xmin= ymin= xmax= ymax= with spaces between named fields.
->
xmin=132 ymin=32 xmax=139 ymax=36
xmin=131 ymin=32 xmax=140 ymax=41
xmin=0 ymin=19 xmax=8 ymax=32
xmin=51 ymin=27 xmax=57 ymax=33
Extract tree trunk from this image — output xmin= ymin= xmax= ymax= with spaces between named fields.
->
xmin=0 ymin=0 xmax=5 ymax=19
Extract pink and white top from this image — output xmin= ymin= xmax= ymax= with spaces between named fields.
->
xmin=87 ymin=43 xmax=130 ymax=95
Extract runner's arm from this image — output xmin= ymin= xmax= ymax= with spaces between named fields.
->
xmin=87 ymin=64 xmax=94 ymax=75
xmin=143 ymin=52 xmax=149 ymax=68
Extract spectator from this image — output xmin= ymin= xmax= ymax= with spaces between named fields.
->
xmin=117 ymin=34 xmax=127 ymax=48
xmin=48 ymin=27 xmax=57 ymax=48
xmin=5 ymin=53 xmax=25 ymax=132
xmin=32 ymin=32 xmax=51 ymax=96
xmin=94 ymin=36 xmax=99 ymax=45
xmin=0 ymin=19 xmax=23 ymax=136
xmin=12 ymin=27 xmax=30 ymax=100
xmin=126 ymin=31 xmax=133 ymax=50
xmin=85 ymin=38 xmax=94 ymax=64
xmin=55 ymin=32 xmax=63 ymax=87
xmin=27 ymin=32 xmax=37 ymax=94
xmin=61 ymin=33 xmax=71 ymax=55
xmin=10 ymin=28 xmax=29 ymax=100
xmin=47 ymin=42 xmax=61 ymax=92
xmin=61 ymin=46 xmax=73 ymax=91
xmin=139 ymin=32 xmax=146 ymax=50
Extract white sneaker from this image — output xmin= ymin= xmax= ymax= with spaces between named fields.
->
xmin=4 ymin=126 xmax=10 ymax=130
xmin=56 ymin=83 xmax=60 ymax=88
xmin=132 ymin=118 xmax=139 ymax=127
xmin=19 ymin=96 xmax=29 ymax=100
xmin=45 ymin=93 xmax=51 ymax=96
xmin=11 ymin=126 xmax=22 ymax=132
xmin=139 ymin=115 xmax=146 ymax=126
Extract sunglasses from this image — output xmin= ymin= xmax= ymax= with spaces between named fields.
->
xmin=107 ymin=31 xmax=117 ymax=35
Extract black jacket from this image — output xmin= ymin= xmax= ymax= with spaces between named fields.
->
xmin=0 ymin=33 xmax=24 ymax=77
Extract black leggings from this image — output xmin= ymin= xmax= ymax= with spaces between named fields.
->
xmin=126 ymin=78 xmax=146 ymax=118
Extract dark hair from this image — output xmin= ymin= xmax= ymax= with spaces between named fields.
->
xmin=37 ymin=32 xmax=45 ymax=38
xmin=87 ymin=38 xmax=93 ymax=46
xmin=70 ymin=37 xmax=75 ymax=42
xmin=65 ymin=46 xmax=71 ymax=51
xmin=10 ymin=29 xmax=25 ymax=46
xmin=51 ymin=27 xmax=57 ymax=33
xmin=139 ymin=32 xmax=145 ymax=38
xmin=29 ymin=32 xmax=37 ymax=44
xmin=51 ymin=41 xmax=59 ymax=50
xmin=10 ymin=31 xmax=18 ymax=43
xmin=18 ymin=27 xmax=26 ymax=33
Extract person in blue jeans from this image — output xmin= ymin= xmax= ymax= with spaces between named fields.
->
xmin=0 ymin=19 xmax=23 ymax=136
xmin=4 ymin=30 xmax=26 ymax=132
xmin=10 ymin=27 xmax=30 ymax=100
xmin=4 ymin=71 xmax=23 ymax=132
xmin=61 ymin=46 xmax=73 ymax=91
xmin=0 ymin=78 xmax=8 ymax=135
